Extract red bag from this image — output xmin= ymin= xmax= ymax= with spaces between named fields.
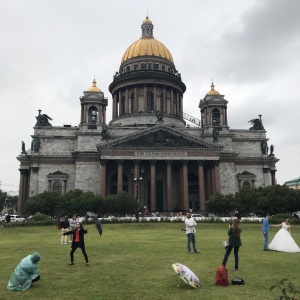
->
xmin=215 ymin=265 xmax=228 ymax=286
xmin=57 ymin=222 xmax=62 ymax=230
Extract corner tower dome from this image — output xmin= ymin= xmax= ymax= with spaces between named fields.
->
xmin=207 ymin=81 xmax=220 ymax=95
xmin=87 ymin=78 xmax=101 ymax=92
xmin=121 ymin=16 xmax=174 ymax=64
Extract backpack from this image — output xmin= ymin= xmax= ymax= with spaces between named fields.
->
xmin=215 ymin=265 xmax=228 ymax=286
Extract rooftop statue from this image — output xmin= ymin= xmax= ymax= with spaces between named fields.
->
xmin=21 ymin=141 xmax=26 ymax=153
xmin=269 ymin=144 xmax=275 ymax=156
xmin=261 ymin=141 xmax=268 ymax=155
xmin=101 ymin=124 xmax=108 ymax=139
xmin=212 ymin=127 xmax=219 ymax=141
xmin=35 ymin=110 xmax=53 ymax=127
xmin=248 ymin=114 xmax=264 ymax=130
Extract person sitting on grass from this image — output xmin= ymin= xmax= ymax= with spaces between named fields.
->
xmin=7 ymin=251 xmax=41 ymax=291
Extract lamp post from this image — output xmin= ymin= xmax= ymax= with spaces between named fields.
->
xmin=131 ymin=165 xmax=144 ymax=215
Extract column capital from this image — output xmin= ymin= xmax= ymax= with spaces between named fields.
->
xmin=150 ymin=160 xmax=157 ymax=165
xmin=181 ymin=160 xmax=189 ymax=166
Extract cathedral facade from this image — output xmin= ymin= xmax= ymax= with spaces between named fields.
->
xmin=17 ymin=17 xmax=278 ymax=213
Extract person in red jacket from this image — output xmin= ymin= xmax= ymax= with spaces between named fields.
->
xmin=62 ymin=222 xmax=89 ymax=266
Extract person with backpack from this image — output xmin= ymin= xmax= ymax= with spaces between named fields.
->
xmin=221 ymin=219 xmax=242 ymax=271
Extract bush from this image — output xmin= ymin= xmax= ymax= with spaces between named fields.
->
xmin=271 ymin=213 xmax=292 ymax=224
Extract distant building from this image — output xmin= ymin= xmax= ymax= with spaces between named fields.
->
xmin=285 ymin=177 xmax=300 ymax=190
xmin=17 ymin=17 xmax=279 ymax=213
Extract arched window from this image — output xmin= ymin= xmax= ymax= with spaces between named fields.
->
xmin=121 ymin=96 xmax=126 ymax=115
xmin=88 ymin=106 xmax=98 ymax=124
xmin=131 ymin=93 xmax=134 ymax=113
xmin=147 ymin=91 xmax=154 ymax=112
xmin=212 ymin=108 xmax=221 ymax=126
xmin=242 ymin=181 xmax=251 ymax=188
xmin=53 ymin=182 xmax=62 ymax=194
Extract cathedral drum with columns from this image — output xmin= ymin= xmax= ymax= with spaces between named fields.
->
xmin=17 ymin=17 xmax=278 ymax=213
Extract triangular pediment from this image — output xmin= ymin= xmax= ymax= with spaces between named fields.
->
xmin=98 ymin=125 xmax=222 ymax=150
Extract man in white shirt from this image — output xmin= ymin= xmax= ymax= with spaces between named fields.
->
xmin=185 ymin=213 xmax=199 ymax=254
xmin=68 ymin=215 xmax=78 ymax=243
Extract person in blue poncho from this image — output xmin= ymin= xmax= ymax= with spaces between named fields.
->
xmin=7 ymin=251 xmax=41 ymax=291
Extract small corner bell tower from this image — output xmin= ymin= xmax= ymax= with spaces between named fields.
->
xmin=80 ymin=78 xmax=108 ymax=129
xmin=199 ymin=81 xmax=229 ymax=132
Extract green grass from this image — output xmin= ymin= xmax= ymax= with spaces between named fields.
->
xmin=0 ymin=223 xmax=299 ymax=300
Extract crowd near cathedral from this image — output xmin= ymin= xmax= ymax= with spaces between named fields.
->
xmin=17 ymin=17 xmax=278 ymax=214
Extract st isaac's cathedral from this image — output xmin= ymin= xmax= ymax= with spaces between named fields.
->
xmin=17 ymin=17 xmax=278 ymax=213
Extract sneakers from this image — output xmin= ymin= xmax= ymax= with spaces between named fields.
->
xmin=188 ymin=252 xmax=192 ymax=254
xmin=69 ymin=262 xmax=74 ymax=265
xmin=194 ymin=251 xmax=200 ymax=253
xmin=86 ymin=263 xmax=89 ymax=266
xmin=68 ymin=241 xmax=72 ymax=243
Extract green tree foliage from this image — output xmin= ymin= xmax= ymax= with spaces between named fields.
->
xmin=6 ymin=195 xmax=18 ymax=212
xmin=0 ymin=190 xmax=8 ymax=212
xmin=262 ymin=185 xmax=300 ymax=214
xmin=234 ymin=187 xmax=262 ymax=216
xmin=206 ymin=185 xmax=300 ymax=216
xmin=103 ymin=192 xmax=138 ymax=216
xmin=205 ymin=192 xmax=236 ymax=215
xmin=57 ymin=189 xmax=97 ymax=216
xmin=25 ymin=191 xmax=60 ymax=217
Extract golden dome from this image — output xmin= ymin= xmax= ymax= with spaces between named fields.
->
xmin=142 ymin=16 xmax=152 ymax=25
xmin=121 ymin=39 xmax=174 ymax=63
xmin=207 ymin=82 xmax=220 ymax=95
xmin=121 ymin=17 xmax=174 ymax=64
xmin=87 ymin=79 xmax=101 ymax=92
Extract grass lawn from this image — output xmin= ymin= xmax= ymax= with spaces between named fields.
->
xmin=0 ymin=222 xmax=299 ymax=300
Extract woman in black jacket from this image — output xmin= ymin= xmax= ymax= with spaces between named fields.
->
xmin=63 ymin=222 xmax=89 ymax=266
xmin=222 ymin=219 xmax=242 ymax=271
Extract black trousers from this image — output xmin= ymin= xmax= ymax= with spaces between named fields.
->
xmin=70 ymin=243 xmax=89 ymax=263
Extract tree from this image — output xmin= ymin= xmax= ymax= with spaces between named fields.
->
xmin=57 ymin=189 xmax=98 ymax=216
xmin=234 ymin=187 xmax=262 ymax=216
xmin=0 ymin=190 xmax=8 ymax=212
xmin=102 ymin=192 xmax=138 ymax=216
xmin=206 ymin=192 xmax=236 ymax=216
xmin=25 ymin=191 xmax=60 ymax=216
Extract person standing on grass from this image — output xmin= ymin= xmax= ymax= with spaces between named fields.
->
xmin=222 ymin=219 xmax=242 ymax=271
xmin=62 ymin=222 xmax=89 ymax=266
xmin=262 ymin=213 xmax=272 ymax=251
xmin=60 ymin=217 xmax=69 ymax=245
xmin=185 ymin=212 xmax=199 ymax=254
xmin=68 ymin=215 xmax=78 ymax=243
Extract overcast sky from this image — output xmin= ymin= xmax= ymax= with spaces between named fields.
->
xmin=1 ymin=0 xmax=299 ymax=195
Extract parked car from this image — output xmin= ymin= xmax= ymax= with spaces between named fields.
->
xmin=206 ymin=213 xmax=218 ymax=220
xmin=10 ymin=215 xmax=26 ymax=222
